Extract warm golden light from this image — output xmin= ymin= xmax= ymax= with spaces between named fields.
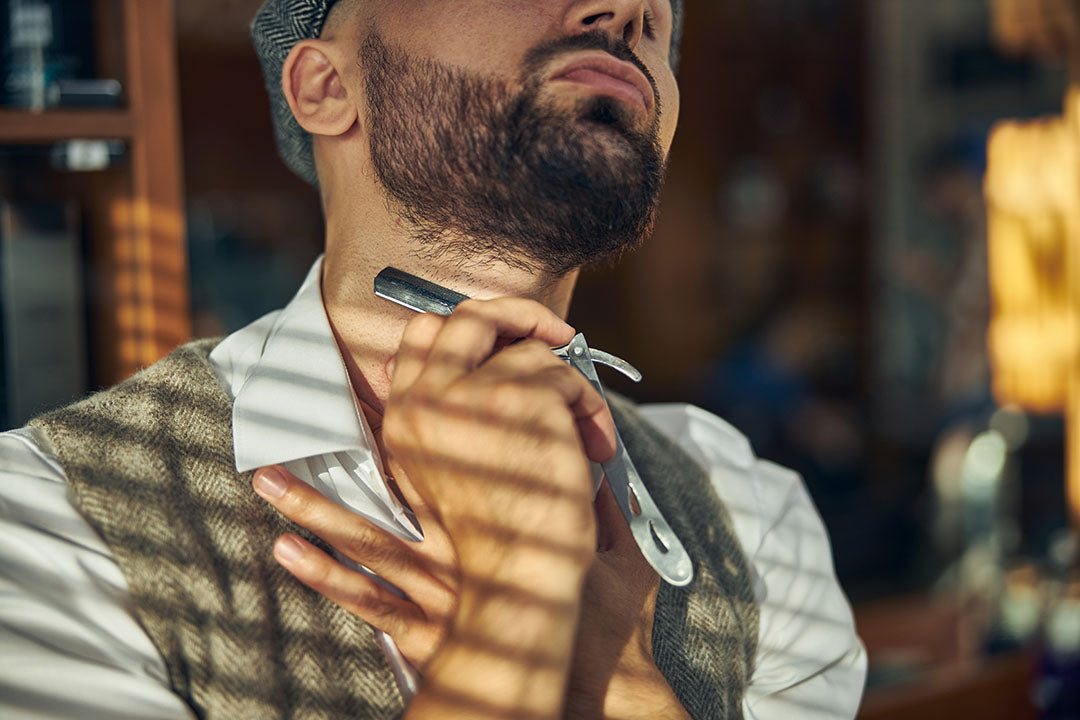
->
xmin=985 ymin=86 xmax=1080 ymax=524
xmin=109 ymin=196 xmax=191 ymax=378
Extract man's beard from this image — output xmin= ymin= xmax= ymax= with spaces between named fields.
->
xmin=361 ymin=30 xmax=666 ymax=276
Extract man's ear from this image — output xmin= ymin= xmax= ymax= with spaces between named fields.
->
xmin=280 ymin=39 xmax=356 ymax=137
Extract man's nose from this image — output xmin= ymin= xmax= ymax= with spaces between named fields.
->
xmin=564 ymin=0 xmax=647 ymax=50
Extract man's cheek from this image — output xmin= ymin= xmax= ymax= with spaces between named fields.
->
xmin=659 ymin=80 xmax=680 ymax=153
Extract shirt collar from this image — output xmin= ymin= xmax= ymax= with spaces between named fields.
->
xmin=213 ymin=256 xmax=383 ymax=474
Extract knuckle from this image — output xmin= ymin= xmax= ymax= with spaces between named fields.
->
xmin=532 ymin=383 xmax=570 ymax=411
xmin=275 ymin=484 xmax=313 ymax=518
xmin=337 ymin=523 xmax=399 ymax=572
xmin=450 ymin=299 xmax=498 ymax=333
xmin=418 ymin=618 xmax=447 ymax=650
xmin=487 ymin=379 xmax=532 ymax=409
xmin=285 ymin=544 xmax=330 ymax=585
xmin=431 ymin=584 xmax=458 ymax=617
xmin=360 ymin=590 xmax=405 ymax=633
xmin=492 ymin=382 xmax=576 ymax=437
xmin=520 ymin=372 xmax=572 ymax=408
xmin=343 ymin=523 xmax=376 ymax=553
xmin=383 ymin=401 xmax=428 ymax=451
xmin=305 ymin=556 xmax=335 ymax=586
xmin=519 ymin=338 xmax=557 ymax=359
xmin=542 ymin=360 xmax=579 ymax=386
xmin=401 ymin=312 xmax=444 ymax=343
xmin=367 ymin=597 xmax=398 ymax=623
xmin=498 ymin=339 xmax=559 ymax=370
xmin=453 ymin=298 xmax=486 ymax=317
xmin=358 ymin=534 xmax=399 ymax=570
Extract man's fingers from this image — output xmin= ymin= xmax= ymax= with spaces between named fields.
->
xmin=389 ymin=298 xmax=608 ymax=457
xmin=252 ymin=466 xmax=438 ymax=594
xmin=384 ymin=461 xmax=433 ymax=524
xmin=272 ymin=533 xmax=417 ymax=640
xmin=524 ymin=364 xmax=616 ymax=463
xmin=256 ymin=468 xmax=457 ymax=669
xmin=449 ymin=297 xmax=574 ymax=348
xmin=474 ymin=341 xmax=617 ymax=462
xmin=577 ymin=412 xmax=618 ymax=465
xmin=391 ymin=312 xmax=446 ymax=395
xmin=416 ymin=298 xmax=575 ymax=393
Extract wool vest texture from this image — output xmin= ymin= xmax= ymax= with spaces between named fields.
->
xmin=30 ymin=339 xmax=758 ymax=720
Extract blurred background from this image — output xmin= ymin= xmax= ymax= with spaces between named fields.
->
xmin=1 ymin=0 xmax=1079 ymax=717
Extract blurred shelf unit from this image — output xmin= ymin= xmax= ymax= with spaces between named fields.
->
xmin=0 ymin=108 xmax=132 ymax=141
xmin=0 ymin=0 xmax=189 ymax=390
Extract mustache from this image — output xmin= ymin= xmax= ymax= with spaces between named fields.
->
xmin=521 ymin=30 xmax=659 ymax=108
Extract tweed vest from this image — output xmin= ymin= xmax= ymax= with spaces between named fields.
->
xmin=29 ymin=339 xmax=758 ymax=719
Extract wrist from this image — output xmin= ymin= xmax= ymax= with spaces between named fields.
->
xmin=457 ymin=535 xmax=592 ymax=592
xmin=411 ymin=573 xmax=584 ymax=720
xmin=605 ymin=664 xmax=687 ymax=719
xmin=566 ymin=652 xmax=688 ymax=720
xmin=454 ymin=563 xmax=586 ymax=651
xmin=446 ymin=498 xmax=597 ymax=583
xmin=566 ymin=677 xmax=687 ymax=720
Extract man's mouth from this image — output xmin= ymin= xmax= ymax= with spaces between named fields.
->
xmin=548 ymin=52 xmax=655 ymax=116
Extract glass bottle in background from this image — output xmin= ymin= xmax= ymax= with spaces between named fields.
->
xmin=0 ymin=0 xmax=94 ymax=110
xmin=1035 ymin=534 xmax=1080 ymax=719
xmin=3 ymin=0 xmax=53 ymax=110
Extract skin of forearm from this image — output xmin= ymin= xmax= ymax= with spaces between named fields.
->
xmin=565 ymin=666 xmax=691 ymax=720
xmin=404 ymin=567 xmax=587 ymax=720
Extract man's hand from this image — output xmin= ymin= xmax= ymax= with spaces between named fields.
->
xmin=566 ymin=480 xmax=690 ymax=720
xmin=382 ymin=299 xmax=616 ymax=718
xmin=382 ymin=298 xmax=616 ymax=583
xmin=252 ymin=464 xmax=457 ymax=670
xmin=257 ymin=297 xmax=619 ymax=719
xmin=254 ymin=468 xmax=691 ymax=719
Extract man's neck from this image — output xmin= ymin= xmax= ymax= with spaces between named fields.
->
xmin=319 ymin=213 xmax=580 ymax=415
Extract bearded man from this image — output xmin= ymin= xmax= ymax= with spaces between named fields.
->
xmin=0 ymin=1 xmax=866 ymax=718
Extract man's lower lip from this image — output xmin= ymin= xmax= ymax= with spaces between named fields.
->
xmin=550 ymin=68 xmax=649 ymax=113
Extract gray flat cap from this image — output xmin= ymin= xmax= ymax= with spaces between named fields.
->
xmin=252 ymin=0 xmax=684 ymax=186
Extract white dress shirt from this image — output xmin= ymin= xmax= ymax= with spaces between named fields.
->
xmin=0 ymin=257 xmax=866 ymax=719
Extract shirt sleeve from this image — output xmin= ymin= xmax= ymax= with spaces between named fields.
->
xmin=0 ymin=427 xmax=196 ymax=720
xmin=740 ymin=459 xmax=866 ymax=720
xmin=638 ymin=404 xmax=867 ymax=720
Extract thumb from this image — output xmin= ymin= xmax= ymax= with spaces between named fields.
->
xmin=384 ymin=455 xmax=434 ymax=522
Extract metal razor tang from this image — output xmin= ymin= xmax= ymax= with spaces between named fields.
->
xmin=555 ymin=333 xmax=693 ymax=587
xmin=374 ymin=267 xmax=694 ymax=587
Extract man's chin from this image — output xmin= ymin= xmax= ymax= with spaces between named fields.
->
xmin=574 ymin=92 xmax=650 ymax=128
xmin=551 ymin=104 xmax=645 ymax=160
xmin=572 ymin=129 xmax=646 ymax=176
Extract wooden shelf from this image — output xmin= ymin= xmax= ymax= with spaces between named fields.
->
xmin=0 ymin=108 xmax=133 ymax=143
xmin=0 ymin=0 xmax=190 ymax=386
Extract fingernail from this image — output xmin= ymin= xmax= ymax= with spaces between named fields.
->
xmin=274 ymin=535 xmax=305 ymax=565
xmin=385 ymin=355 xmax=396 ymax=380
xmin=253 ymin=468 xmax=287 ymax=499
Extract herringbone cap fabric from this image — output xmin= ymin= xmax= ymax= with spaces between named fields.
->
xmin=251 ymin=0 xmax=684 ymax=186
